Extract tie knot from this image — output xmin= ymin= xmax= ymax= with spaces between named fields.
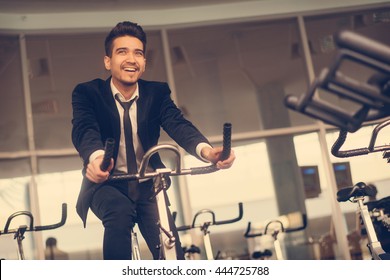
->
xmin=115 ymin=95 xmax=135 ymax=111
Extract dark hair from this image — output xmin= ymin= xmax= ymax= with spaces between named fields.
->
xmin=46 ymin=237 xmax=57 ymax=247
xmin=104 ymin=21 xmax=147 ymax=57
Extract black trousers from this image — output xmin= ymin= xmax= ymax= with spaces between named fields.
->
xmin=90 ymin=179 xmax=184 ymax=260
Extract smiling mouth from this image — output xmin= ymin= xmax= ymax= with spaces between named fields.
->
xmin=123 ymin=67 xmax=137 ymax=72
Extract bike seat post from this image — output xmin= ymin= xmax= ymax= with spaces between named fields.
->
xmin=131 ymin=229 xmax=141 ymax=260
xmin=202 ymin=227 xmax=214 ymax=260
xmin=356 ymin=197 xmax=387 ymax=259
xmin=15 ymin=226 xmax=27 ymax=260
xmin=272 ymin=231 xmax=285 ymax=260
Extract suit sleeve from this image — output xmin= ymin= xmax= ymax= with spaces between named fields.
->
xmin=71 ymin=83 xmax=105 ymax=165
xmin=159 ymin=85 xmax=210 ymax=158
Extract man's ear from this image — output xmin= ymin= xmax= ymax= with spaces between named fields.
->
xmin=104 ymin=56 xmax=111 ymax=71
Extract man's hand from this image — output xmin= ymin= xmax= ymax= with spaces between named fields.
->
xmin=201 ymin=146 xmax=235 ymax=169
xmin=86 ymin=155 xmax=114 ymax=183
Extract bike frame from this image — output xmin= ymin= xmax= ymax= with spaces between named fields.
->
xmin=355 ymin=197 xmax=386 ymax=260
xmin=337 ymin=183 xmax=390 ymax=260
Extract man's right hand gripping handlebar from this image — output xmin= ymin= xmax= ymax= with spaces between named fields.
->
xmin=200 ymin=122 xmax=235 ymax=170
xmin=86 ymin=138 xmax=115 ymax=183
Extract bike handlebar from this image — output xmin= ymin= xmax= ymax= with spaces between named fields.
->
xmin=244 ymin=212 xmax=307 ymax=237
xmin=0 ymin=203 xmax=67 ymax=235
xmin=220 ymin=123 xmax=232 ymax=161
xmin=331 ymin=119 xmax=390 ymax=158
xmin=100 ymin=138 xmax=115 ymax=171
xmin=107 ymin=123 xmax=232 ymax=182
xmin=177 ymin=202 xmax=243 ymax=231
xmin=108 ymin=144 xmax=221 ymax=181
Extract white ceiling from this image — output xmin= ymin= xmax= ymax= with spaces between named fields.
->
xmin=1 ymin=1 xmax=388 ymax=33
xmin=0 ymin=0 xmax=257 ymax=13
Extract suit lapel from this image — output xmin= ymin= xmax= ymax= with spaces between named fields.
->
xmin=103 ymin=77 xmax=121 ymax=141
xmin=137 ymin=80 xmax=146 ymax=139
xmin=136 ymin=80 xmax=146 ymax=124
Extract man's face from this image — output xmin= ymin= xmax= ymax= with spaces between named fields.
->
xmin=104 ymin=35 xmax=146 ymax=90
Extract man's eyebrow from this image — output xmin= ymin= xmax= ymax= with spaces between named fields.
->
xmin=114 ymin=47 xmax=144 ymax=54
xmin=115 ymin=47 xmax=128 ymax=52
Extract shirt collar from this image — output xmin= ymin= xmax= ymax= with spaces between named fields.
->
xmin=110 ymin=79 xmax=139 ymax=102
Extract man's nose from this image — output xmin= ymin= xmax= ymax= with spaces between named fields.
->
xmin=125 ymin=52 xmax=136 ymax=62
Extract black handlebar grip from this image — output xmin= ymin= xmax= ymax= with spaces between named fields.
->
xmin=214 ymin=202 xmax=243 ymax=226
xmin=176 ymin=225 xmax=192 ymax=232
xmin=244 ymin=221 xmax=263 ymax=238
xmin=100 ymin=138 xmax=115 ymax=171
xmin=331 ymin=130 xmax=370 ymax=158
xmin=60 ymin=203 xmax=67 ymax=226
xmin=220 ymin=123 xmax=232 ymax=161
xmin=35 ymin=203 xmax=67 ymax=231
xmin=190 ymin=165 xmax=219 ymax=175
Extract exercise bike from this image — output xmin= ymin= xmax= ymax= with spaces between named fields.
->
xmin=176 ymin=202 xmax=244 ymax=260
xmin=337 ymin=182 xmax=390 ymax=260
xmin=101 ymin=123 xmax=232 ymax=260
xmin=284 ymin=29 xmax=390 ymax=260
xmin=0 ymin=203 xmax=67 ymax=260
xmin=244 ymin=211 xmax=307 ymax=260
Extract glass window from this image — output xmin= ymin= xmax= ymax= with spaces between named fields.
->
xmin=168 ymin=19 xmax=315 ymax=138
xmin=142 ymin=30 xmax=168 ymax=82
xmin=0 ymin=35 xmax=28 ymax=152
xmin=38 ymin=155 xmax=83 ymax=174
xmin=0 ymin=158 xmax=31 ymax=179
xmin=26 ymin=33 xmax=107 ymax=150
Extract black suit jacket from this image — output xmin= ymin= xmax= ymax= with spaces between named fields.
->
xmin=72 ymin=78 xmax=210 ymax=226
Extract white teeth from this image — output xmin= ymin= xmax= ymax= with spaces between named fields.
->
xmin=124 ymin=67 xmax=136 ymax=72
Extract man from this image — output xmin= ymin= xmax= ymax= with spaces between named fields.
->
xmin=71 ymin=21 xmax=235 ymax=260
xmin=44 ymin=237 xmax=69 ymax=260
